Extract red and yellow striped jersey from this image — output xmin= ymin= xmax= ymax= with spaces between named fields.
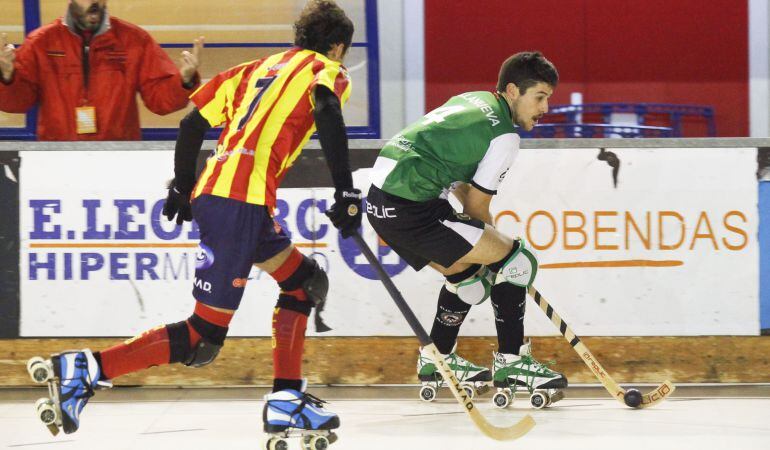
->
xmin=190 ymin=47 xmax=352 ymax=206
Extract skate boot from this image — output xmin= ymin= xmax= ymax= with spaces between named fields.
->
xmin=263 ymin=380 xmax=339 ymax=450
xmin=417 ymin=344 xmax=492 ymax=402
xmin=491 ymin=341 xmax=568 ymax=409
xmin=27 ymin=349 xmax=112 ymax=435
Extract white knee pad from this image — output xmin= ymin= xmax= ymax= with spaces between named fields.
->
xmin=495 ymin=238 xmax=538 ymax=287
xmin=445 ymin=266 xmax=493 ymax=305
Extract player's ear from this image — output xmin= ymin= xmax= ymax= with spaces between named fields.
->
xmin=506 ymin=82 xmax=520 ymax=101
xmin=326 ymin=43 xmax=345 ymax=62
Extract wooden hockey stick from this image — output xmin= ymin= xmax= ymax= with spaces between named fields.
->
xmin=527 ymin=286 xmax=675 ymax=408
xmin=353 ymin=233 xmax=535 ymax=441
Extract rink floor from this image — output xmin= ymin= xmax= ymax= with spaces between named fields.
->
xmin=1 ymin=385 xmax=769 ymax=450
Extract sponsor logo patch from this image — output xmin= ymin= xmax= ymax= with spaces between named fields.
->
xmin=439 ymin=312 xmax=465 ymax=326
xmin=195 ymin=243 xmax=215 ymax=270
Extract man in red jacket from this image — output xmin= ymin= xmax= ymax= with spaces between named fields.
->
xmin=0 ymin=0 xmax=202 ymax=140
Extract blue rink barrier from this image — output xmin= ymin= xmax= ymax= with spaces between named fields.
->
xmin=546 ymin=103 xmax=716 ymax=137
xmin=519 ymin=123 xmax=674 ymax=138
xmin=761 ymin=181 xmax=770 ymax=335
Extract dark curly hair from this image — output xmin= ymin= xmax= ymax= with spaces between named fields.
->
xmin=496 ymin=51 xmax=559 ymax=94
xmin=294 ymin=0 xmax=354 ymax=54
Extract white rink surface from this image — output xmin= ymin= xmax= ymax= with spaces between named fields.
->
xmin=2 ymin=392 xmax=770 ymax=450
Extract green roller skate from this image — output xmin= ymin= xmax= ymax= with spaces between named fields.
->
xmin=491 ymin=341 xmax=567 ymax=409
xmin=417 ymin=345 xmax=492 ymax=402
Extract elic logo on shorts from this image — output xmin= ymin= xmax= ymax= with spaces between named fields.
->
xmin=195 ymin=243 xmax=215 ymax=270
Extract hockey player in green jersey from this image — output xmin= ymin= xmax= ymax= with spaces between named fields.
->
xmin=367 ymin=52 xmax=567 ymax=408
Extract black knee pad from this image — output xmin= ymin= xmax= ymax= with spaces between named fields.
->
xmin=165 ymin=314 xmax=228 ymax=368
xmin=277 ymin=255 xmax=328 ymax=308
xmin=276 ymin=255 xmax=330 ymax=331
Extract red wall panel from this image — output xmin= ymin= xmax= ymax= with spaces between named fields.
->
xmin=424 ymin=0 xmax=748 ymax=136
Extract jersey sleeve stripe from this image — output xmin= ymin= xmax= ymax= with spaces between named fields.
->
xmin=333 ymin=69 xmax=351 ymax=103
xmin=193 ymin=61 xmax=255 ymax=127
xmin=470 ymin=180 xmax=497 ymax=195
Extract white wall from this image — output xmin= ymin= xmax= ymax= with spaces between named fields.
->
xmin=377 ymin=0 xmax=424 ymax=139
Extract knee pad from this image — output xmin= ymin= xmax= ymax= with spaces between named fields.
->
xmin=278 ymin=255 xmax=328 ymax=308
xmin=277 ymin=255 xmax=331 ymax=331
xmin=166 ymin=314 xmax=228 ymax=368
xmin=445 ymin=265 xmax=493 ymax=305
xmin=494 ymin=237 xmax=539 ymax=288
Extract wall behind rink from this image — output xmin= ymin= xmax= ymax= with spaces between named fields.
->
xmin=425 ymin=0 xmax=749 ymax=137
xmin=0 ymin=140 xmax=764 ymax=338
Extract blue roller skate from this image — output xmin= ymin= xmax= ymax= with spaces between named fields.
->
xmin=262 ymin=381 xmax=339 ymax=450
xmin=27 ymin=349 xmax=111 ymax=435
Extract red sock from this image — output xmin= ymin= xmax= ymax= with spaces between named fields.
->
xmin=271 ymin=307 xmax=308 ymax=379
xmin=99 ymin=302 xmax=233 ymax=379
xmin=98 ymin=326 xmax=174 ymax=380
xmin=270 ymin=248 xmax=310 ymax=380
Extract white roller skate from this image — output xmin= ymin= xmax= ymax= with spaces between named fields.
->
xmin=491 ymin=341 xmax=567 ymax=409
xmin=417 ymin=345 xmax=492 ymax=402
xmin=27 ymin=349 xmax=112 ymax=435
xmin=262 ymin=380 xmax=339 ymax=450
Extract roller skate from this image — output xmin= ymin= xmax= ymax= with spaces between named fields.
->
xmin=27 ymin=349 xmax=112 ymax=435
xmin=417 ymin=345 xmax=492 ymax=402
xmin=491 ymin=341 xmax=567 ymax=409
xmin=263 ymin=381 xmax=339 ymax=450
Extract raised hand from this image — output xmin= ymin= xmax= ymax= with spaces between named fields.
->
xmin=0 ymin=33 xmax=16 ymax=82
xmin=180 ymin=36 xmax=204 ymax=85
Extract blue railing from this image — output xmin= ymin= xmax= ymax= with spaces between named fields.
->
xmin=545 ymin=103 xmax=716 ymax=137
xmin=519 ymin=123 xmax=674 ymax=139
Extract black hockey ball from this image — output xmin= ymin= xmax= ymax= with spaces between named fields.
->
xmin=624 ymin=388 xmax=642 ymax=408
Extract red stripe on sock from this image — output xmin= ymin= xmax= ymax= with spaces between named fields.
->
xmin=271 ymin=307 xmax=307 ymax=380
xmin=194 ymin=302 xmax=234 ymax=328
xmin=270 ymin=248 xmax=304 ymax=283
xmin=283 ymin=288 xmax=307 ymax=301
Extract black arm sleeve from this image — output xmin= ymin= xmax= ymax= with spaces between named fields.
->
xmin=313 ymin=85 xmax=353 ymax=191
xmin=174 ymin=108 xmax=211 ymax=192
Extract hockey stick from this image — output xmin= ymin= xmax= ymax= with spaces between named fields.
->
xmin=352 ymin=233 xmax=535 ymax=441
xmin=527 ymin=286 xmax=675 ymax=408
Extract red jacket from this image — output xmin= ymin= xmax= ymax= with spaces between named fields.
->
xmin=0 ymin=15 xmax=199 ymax=140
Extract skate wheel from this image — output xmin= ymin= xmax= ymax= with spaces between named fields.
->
xmin=492 ymin=391 xmax=510 ymax=409
xmin=550 ymin=390 xmax=565 ymax=405
xmin=34 ymin=398 xmax=57 ymax=425
xmin=530 ymin=391 xmax=548 ymax=409
xmin=460 ymin=382 xmax=475 ymax=399
xmin=419 ymin=385 xmax=437 ymax=402
xmin=475 ymin=383 xmax=491 ymax=396
xmin=266 ymin=437 xmax=288 ymax=450
xmin=27 ymin=357 xmax=51 ymax=384
xmin=302 ymin=435 xmax=330 ymax=450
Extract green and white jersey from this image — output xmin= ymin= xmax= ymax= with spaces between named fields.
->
xmin=370 ymin=91 xmax=520 ymax=202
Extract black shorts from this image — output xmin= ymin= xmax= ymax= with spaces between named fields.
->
xmin=366 ymin=185 xmax=486 ymax=270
